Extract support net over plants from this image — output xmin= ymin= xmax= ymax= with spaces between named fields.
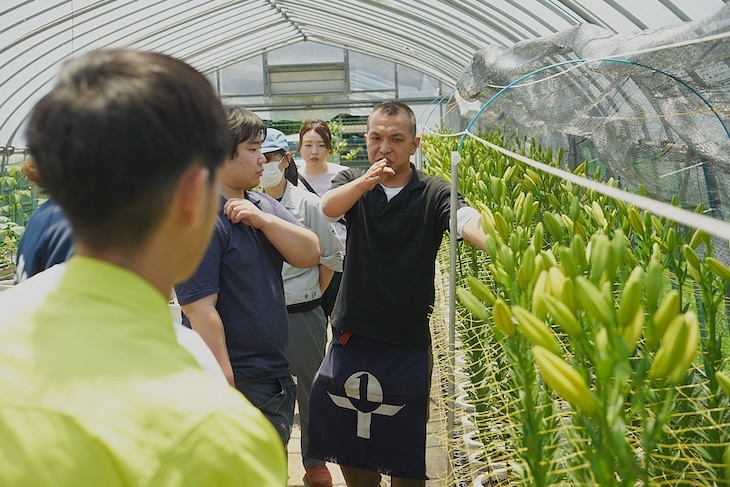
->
xmin=455 ymin=4 xmax=730 ymax=226
xmin=423 ymin=8 xmax=730 ymax=481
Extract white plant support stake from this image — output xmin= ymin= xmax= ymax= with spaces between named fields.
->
xmin=448 ymin=150 xmax=460 ymax=482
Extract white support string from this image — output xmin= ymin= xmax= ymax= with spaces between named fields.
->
xmin=659 ymin=161 xmax=706 ymax=178
xmin=421 ymin=127 xmax=730 ymax=242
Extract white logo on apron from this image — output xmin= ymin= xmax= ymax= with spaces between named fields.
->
xmin=328 ymin=371 xmax=404 ymax=439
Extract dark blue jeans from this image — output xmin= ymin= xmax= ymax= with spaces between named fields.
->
xmin=236 ymin=375 xmax=296 ymax=447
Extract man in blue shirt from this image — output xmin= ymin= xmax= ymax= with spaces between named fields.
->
xmin=175 ymin=106 xmax=320 ymax=447
xmin=14 ymin=196 xmax=73 ymax=284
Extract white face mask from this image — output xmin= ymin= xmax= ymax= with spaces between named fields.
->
xmin=260 ymin=159 xmax=284 ymax=188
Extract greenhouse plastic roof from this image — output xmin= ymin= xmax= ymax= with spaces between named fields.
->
xmin=1 ymin=0 xmax=727 ymax=147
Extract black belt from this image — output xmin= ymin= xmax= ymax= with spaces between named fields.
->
xmin=287 ymin=298 xmax=322 ymax=314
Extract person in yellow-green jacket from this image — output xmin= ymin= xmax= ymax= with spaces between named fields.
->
xmin=0 ymin=49 xmax=286 ymax=486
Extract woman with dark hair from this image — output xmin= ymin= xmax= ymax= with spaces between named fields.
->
xmin=297 ymin=120 xmax=348 ymax=319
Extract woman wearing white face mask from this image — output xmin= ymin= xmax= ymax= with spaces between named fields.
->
xmin=259 ymin=156 xmax=286 ymax=189
xmin=260 ymin=129 xmax=344 ymax=487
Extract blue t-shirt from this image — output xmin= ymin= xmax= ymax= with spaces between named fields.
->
xmin=175 ymin=192 xmax=302 ymax=383
xmin=15 ymin=199 xmax=74 ymax=284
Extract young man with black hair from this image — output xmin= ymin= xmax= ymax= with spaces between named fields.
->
xmin=175 ymin=107 xmax=320 ymax=448
xmin=0 ymin=49 xmax=286 ymax=486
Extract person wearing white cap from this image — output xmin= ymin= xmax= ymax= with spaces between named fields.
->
xmin=259 ymin=128 xmax=344 ymax=487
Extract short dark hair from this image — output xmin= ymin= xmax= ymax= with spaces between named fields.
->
xmin=26 ymin=49 xmax=229 ymax=251
xmin=225 ymin=106 xmax=266 ymax=158
xmin=298 ymin=119 xmax=333 ymax=153
xmin=369 ymin=100 xmax=417 ymax=138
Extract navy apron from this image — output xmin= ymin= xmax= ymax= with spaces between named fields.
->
xmin=307 ymin=329 xmax=429 ymax=480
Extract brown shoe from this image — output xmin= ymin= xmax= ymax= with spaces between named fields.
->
xmin=304 ymin=465 xmax=333 ymax=487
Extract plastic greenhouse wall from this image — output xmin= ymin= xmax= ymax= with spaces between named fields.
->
xmin=455 ymin=5 xmax=730 ymax=227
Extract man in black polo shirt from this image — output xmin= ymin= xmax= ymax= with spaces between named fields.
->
xmin=307 ymin=100 xmax=487 ymax=486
